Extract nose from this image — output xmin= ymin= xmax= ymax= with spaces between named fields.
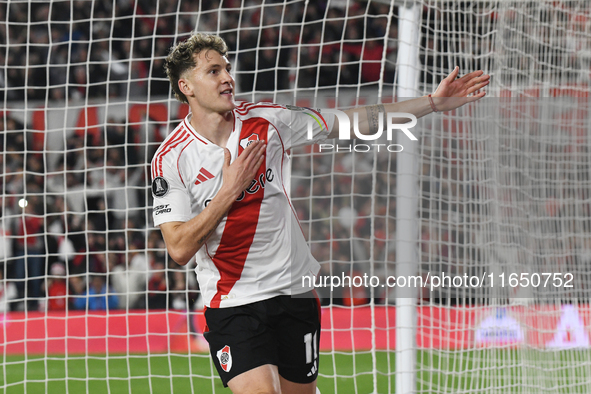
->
xmin=221 ymin=69 xmax=234 ymax=84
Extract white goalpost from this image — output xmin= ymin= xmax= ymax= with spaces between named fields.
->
xmin=395 ymin=2 xmax=421 ymax=393
xmin=2 ymin=0 xmax=591 ymax=393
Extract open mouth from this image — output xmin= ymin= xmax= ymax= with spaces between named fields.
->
xmin=221 ymin=89 xmax=233 ymax=96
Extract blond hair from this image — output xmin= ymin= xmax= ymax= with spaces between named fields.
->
xmin=164 ymin=33 xmax=229 ymax=103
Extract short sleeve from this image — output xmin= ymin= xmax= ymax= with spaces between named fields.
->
xmin=151 ymin=160 xmax=192 ymax=227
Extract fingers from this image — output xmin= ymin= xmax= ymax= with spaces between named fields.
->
xmin=242 ymin=139 xmax=265 ymax=154
xmin=466 ymin=90 xmax=486 ymax=102
xmin=254 ymin=148 xmax=265 ymax=170
xmin=224 ymin=140 xmax=266 ymax=170
xmin=467 ymin=73 xmax=490 ymax=86
xmin=445 ymin=67 xmax=490 ymax=85
xmin=235 ymin=140 xmax=266 ymax=179
xmin=249 ymin=141 xmax=266 ymax=171
xmin=445 ymin=66 xmax=460 ymax=81
xmin=222 ymin=141 xmax=267 ymax=197
xmin=466 ymin=78 xmax=490 ymax=95
xmin=457 ymin=69 xmax=485 ymax=82
xmin=240 ymin=140 xmax=266 ymax=165
xmin=454 ymin=70 xmax=489 ymax=97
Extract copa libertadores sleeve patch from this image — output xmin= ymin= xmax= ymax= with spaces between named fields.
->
xmin=152 ymin=176 xmax=170 ymax=198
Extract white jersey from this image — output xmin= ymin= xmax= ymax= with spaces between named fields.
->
xmin=151 ymin=102 xmax=335 ymax=308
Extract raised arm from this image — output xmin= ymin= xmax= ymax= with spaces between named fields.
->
xmin=328 ymin=67 xmax=490 ymax=139
xmin=159 ymin=140 xmax=266 ymax=265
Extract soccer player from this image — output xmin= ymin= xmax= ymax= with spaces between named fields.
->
xmin=151 ymin=33 xmax=489 ymax=394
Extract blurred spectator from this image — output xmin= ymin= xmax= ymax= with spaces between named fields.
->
xmin=149 ymin=41 xmax=171 ymax=97
xmin=72 ymin=275 xmax=118 ymax=311
xmin=109 ymin=243 xmax=149 ymax=310
xmin=170 ymin=270 xmax=189 ymax=310
xmin=108 ymin=252 xmax=128 ymax=309
xmin=68 ymin=275 xmax=86 ymax=310
xmin=0 ymin=269 xmax=18 ymax=313
xmin=44 ymin=263 xmax=68 ymax=311
xmin=105 ymin=149 xmax=143 ymax=223
xmin=147 ymin=261 xmax=167 ymax=309
xmin=0 ymin=203 xmax=13 ymax=266
xmin=65 ymin=214 xmax=89 ymax=275
xmin=342 ymin=269 xmax=370 ymax=307
xmin=13 ymin=196 xmax=46 ymax=309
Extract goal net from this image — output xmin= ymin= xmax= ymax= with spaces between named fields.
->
xmin=1 ymin=0 xmax=591 ymax=393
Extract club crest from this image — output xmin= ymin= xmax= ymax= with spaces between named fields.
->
xmin=239 ymin=133 xmax=259 ymax=150
xmin=216 ymin=345 xmax=232 ymax=372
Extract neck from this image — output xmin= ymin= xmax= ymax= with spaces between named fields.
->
xmin=189 ymin=109 xmax=234 ymax=147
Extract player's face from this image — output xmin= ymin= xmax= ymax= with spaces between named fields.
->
xmin=182 ymin=50 xmax=235 ymax=114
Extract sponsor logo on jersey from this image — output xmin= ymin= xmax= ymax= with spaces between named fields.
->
xmin=216 ymin=345 xmax=232 ymax=372
xmin=239 ymin=133 xmax=259 ymax=150
xmin=236 ymin=168 xmax=274 ymax=201
xmin=151 ymin=176 xmax=169 ymax=197
xmin=204 ymin=168 xmax=275 ymax=207
xmin=153 ymin=204 xmax=171 ymax=216
xmin=194 ymin=167 xmax=215 ymax=185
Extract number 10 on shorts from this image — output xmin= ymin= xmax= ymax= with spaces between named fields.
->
xmin=304 ymin=331 xmax=318 ymax=364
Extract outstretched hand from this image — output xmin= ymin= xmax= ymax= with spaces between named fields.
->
xmin=431 ymin=67 xmax=490 ymax=112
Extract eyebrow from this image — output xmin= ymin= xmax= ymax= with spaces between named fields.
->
xmin=206 ymin=62 xmax=232 ymax=71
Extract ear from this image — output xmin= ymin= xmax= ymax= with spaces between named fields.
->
xmin=178 ymin=78 xmax=193 ymax=98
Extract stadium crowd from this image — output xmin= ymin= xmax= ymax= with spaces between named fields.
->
xmin=1 ymin=1 xmax=401 ymax=103
xmin=0 ymin=0 xmax=406 ymax=311
xmin=1 ymin=0 xmax=588 ymax=311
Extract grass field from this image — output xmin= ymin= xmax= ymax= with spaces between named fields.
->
xmin=2 ymin=350 xmax=591 ymax=393
xmin=0 ymin=352 xmax=386 ymax=394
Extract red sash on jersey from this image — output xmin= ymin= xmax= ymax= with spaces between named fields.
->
xmin=210 ymin=118 xmax=269 ymax=308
